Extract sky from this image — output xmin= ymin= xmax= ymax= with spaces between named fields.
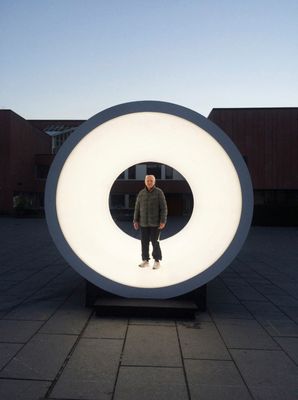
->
xmin=1 ymin=0 xmax=298 ymax=119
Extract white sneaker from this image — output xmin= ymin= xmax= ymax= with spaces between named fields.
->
xmin=138 ymin=261 xmax=149 ymax=268
xmin=153 ymin=261 xmax=161 ymax=269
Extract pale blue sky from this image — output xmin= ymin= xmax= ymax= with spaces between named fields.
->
xmin=1 ymin=0 xmax=297 ymax=119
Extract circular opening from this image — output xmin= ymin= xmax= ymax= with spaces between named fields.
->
xmin=109 ymin=161 xmax=194 ymax=240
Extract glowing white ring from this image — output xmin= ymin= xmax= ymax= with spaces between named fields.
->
xmin=45 ymin=101 xmax=253 ymax=298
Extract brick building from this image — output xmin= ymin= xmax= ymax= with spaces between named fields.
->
xmin=0 ymin=110 xmax=52 ymax=215
xmin=1 ymin=107 xmax=297 ymax=224
xmin=209 ymin=108 xmax=298 ymax=224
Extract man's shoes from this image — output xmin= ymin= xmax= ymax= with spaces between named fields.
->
xmin=153 ymin=261 xmax=161 ymax=269
xmin=138 ymin=260 xmax=149 ymax=268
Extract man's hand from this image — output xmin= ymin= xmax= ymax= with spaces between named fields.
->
xmin=133 ymin=222 xmax=139 ymax=230
xmin=159 ymin=223 xmax=166 ymax=230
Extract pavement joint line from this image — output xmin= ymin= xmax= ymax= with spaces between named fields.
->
xmin=228 ymin=259 xmax=298 ymax=343
xmin=0 ymin=264 xmax=77 ymax=319
xmin=226 ymin=261 xmax=298 ymax=367
xmin=0 ymin=255 xmax=64 ymax=283
xmin=119 ymin=364 xmax=184 ymax=368
xmin=272 ymin=335 xmax=298 ymax=338
xmin=0 ymin=280 xmax=85 ymax=374
xmin=226 ymin=347 xmax=284 ymax=352
xmin=183 ymin=356 xmax=238 ymax=361
xmin=254 ymin=255 xmax=298 ymax=285
xmin=0 ymin=341 xmax=24 ymax=345
xmin=236 ymin=256 xmax=298 ymax=297
xmin=218 ymin=275 xmax=293 ymax=351
xmin=46 ymin=397 xmax=90 ymax=400
xmin=219 ymin=267 xmax=298 ymax=327
xmin=43 ymin=308 xmax=95 ymax=399
xmin=0 ymin=376 xmax=52 ymax=382
xmin=37 ymin=332 xmax=80 ymax=337
xmin=208 ymin=307 xmax=256 ymax=400
xmin=175 ymin=320 xmax=192 ymax=400
xmin=128 ymin=322 xmax=175 ymax=326
xmin=1 ymin=318 xmax=53 ymax=322
xmin=82 ymin=336 xmax=124 ymax=340
xmin=110 ymin=317 xmax=129 ymax=400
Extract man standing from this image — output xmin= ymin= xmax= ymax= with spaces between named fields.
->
xmin=133 ymin=175 xmax=168 ymax=269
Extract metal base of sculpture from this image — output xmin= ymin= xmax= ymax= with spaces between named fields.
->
xmin=85 ymin=280 xmax=206 ymax=319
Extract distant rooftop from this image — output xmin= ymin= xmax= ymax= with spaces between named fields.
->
xmin=29 ymin=119 xmax=85 ymax=136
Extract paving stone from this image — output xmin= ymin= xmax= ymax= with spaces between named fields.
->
xmin=4 ymin=299 xmax=62 ymax=321
xmin=51 ymin=338 xmax=122 ymax=400
xmin=0 ymin=378 xmax=50 ymax=400
xmin=0 ymin=296 xmax=23 ymax=318
xmin=277 ymin=282 xmax=298 ymax=298
xmin=0 ymin=280 xmax=18 ymax=292
xmin=207 ymin=280 xmax=240 ymax=304
xmin=0 ymin=343 xmax=22 ymax=369
xmin=252 ymin=282 xmax=290 ymax=296
xmin=129 ymin=318 xmax=176 ymax=326
xmin=261 ymin=319 xmax=298 ymax=337
xmin=30 ymin=270 xmax=82 ymax=302
xmin=114 ymin=366 xmax=188 ymax=400
xmin=122 ymin=325 xmax=181 ymax=366
xmin=185 ymin=359 xmax=252 ymax=400
xmin=0 ymin=334 xmax=77 ymax=380
xmin=231 ymin=349 xmax=298 ymax=398
xmin=275 ymin=337 xmax=298 ymax=364
xmin=265 ymin=294 xmax=298 ymax=307
xmin=220 ymin=267 xmax=239 ymax=279
xmin=224 ymin=282 xmax=266 ymax=301
xmin=0 ymin=269 xmax=37 ymax=282
xmin=83 ymin=317 xmax=128 ymax=338
xmin=279 ymin=305 xmax=298 ymax=323
xmin=243 ymin=301 xmax=289 ymax=320
xmin=249 ymin=385 xmax=298 ymax=400
xmin=215 ymin=319 xmax=279 ymax=349
xmin=39 ymin=288 xmax=92 ymax=335
xmin=243 ymin=301 xmax=298 ymax=336
xmin=194 ymin=311 xmax=213 ymax=322
xmin=208 ymin=302 xmax=253 ymax=320
xmin=30 ymin=285 xmax=75 ymax=302
xmin=177 ymin=321 xmax=231 ymax=360
xmin=0 ymin=320 xmax=43 ymax=343
xmin=7 ymin=265 xmax=65 ymax=298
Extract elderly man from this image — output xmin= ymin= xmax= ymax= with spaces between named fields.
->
xmin=133 ymin=175 xmax=168 ymax=269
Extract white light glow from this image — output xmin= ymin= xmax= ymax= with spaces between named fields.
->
xmin=55 ymin=112 xmax=242 ymax=289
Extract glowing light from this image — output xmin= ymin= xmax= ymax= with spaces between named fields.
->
xmin=45 ymin=101 xmax=253 ymax=298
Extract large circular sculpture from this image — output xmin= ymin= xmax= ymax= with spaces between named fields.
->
xmin=45 ymin=101 xmax=253 ymax=298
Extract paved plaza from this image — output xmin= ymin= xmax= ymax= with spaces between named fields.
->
xmin=0 ymin=218 xmax=298 ymax=400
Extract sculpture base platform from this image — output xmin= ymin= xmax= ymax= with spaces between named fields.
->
xmin=85 ymin=281 xmax=206 ymax=319
xmin=94 ymin=297 xmax=198 ymax=318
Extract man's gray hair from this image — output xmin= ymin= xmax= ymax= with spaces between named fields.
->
xmin=145 ymin=175 xmax=156 ymax=181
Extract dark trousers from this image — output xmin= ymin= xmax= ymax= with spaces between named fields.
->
xmin=140 ymin=227 xmax=162 ymax=261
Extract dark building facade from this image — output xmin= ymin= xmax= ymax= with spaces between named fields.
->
xmin=1 ymin=107 xmax=297 ymax=224
xmin=208 ymin=107 xmax=298 ymax=224
xmin=0 ymin=110 xmax=52 ymax=215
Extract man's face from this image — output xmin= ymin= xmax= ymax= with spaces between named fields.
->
xmin=145 ymin=176 xmax=155 ymax=190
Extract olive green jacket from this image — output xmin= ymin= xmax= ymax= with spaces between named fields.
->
xmin=133 ymin=186 xmax=167 ymax=227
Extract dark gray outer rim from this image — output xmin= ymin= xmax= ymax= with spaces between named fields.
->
xmin=45 ymin=101 xmax=253 ymax=299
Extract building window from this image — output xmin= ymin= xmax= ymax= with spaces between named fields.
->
xmin=128 ymin=165 xmax=136 ymax=179
xmin=165 ymin=165 xmax=173 ymax=179
xmin=146 ymin=163 xmax=161 ymax=179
